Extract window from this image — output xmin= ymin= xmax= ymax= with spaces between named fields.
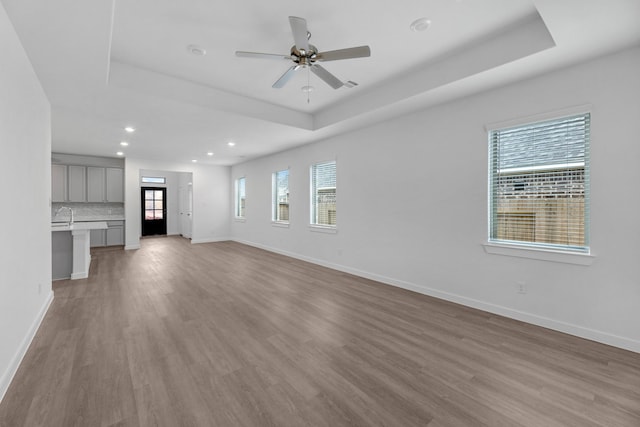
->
xmin=141 ymin=176 xmax=166 ymax=184
xmin=272 ymin=169 xmax=289 ymax=223
xmin=310 ymin=161 xmax=336 ymax=226
xmin=235 ymin=177 xmax=246 ymax=218
xmin=489 ymin=113 xmax=590 ymax=252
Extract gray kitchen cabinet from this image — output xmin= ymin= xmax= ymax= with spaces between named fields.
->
xmin=51 ymin=164 xmax=66 ymax=202
xmin=87 ymin=166 xmax=105 ymax=202
xmin=90 ymin=221 xmax=124 ymax=247
xmin=106 ymin=168 xmax=124 ymax=202
xmin=90 ymin=228 xmax=106 ymax=247
xmin=85 ymin=167 xmax=123 ymax=202
xmin=67 ymin=165 xmax=86 ymax=202
xmin=52 ymin=230 xmax=72 ymax=280
xmin=106 ymin=221 xmax=124 ymax=245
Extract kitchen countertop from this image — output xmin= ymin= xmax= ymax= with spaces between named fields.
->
xmin=51 ymin=221 xmax=108 ymax=232
xmin=52 ymin=216 xmax=125 ymax=222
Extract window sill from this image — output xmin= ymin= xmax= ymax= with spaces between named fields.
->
xmin=271 ymin=221 xmax=289 ymax=228
xmin=309 ymin=225 xmax=337 ymax=234
xmin=483 ymin=242 xmax=594 ymax=266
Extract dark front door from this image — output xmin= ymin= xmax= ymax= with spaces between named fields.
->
xmin=141 ymin=187 xmax=167 ymax=236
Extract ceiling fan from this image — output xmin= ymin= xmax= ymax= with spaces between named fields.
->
xmin=235 ymin=16 xmax=371 ymax=90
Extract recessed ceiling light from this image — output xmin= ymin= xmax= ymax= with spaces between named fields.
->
xmin=410 ymin=17 xmax=431 ymax=32
xmin=124 ymin=126 xmax=135 ymax=133
xmin=227 ymin=142 xmax=235 ymax=147
xmin=207 ymin=152 xmax=214 ymax=156
xmin=192 ymin=159 xmax=198 ymax=163
xmin=116 ymin=151 xmax=124 ymax=156
xmin=120 ymin=141 xmax=129 ymax=146
xmin=187 ymin=44 xmax=207 ymax=56
xmin=301 ymin=85 xmax=314 ymax=93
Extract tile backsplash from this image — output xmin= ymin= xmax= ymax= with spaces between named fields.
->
xmin=51 ymin=202 xmax=124 ymax=222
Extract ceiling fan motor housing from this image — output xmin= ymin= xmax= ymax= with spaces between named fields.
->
xmin=290 ymin=44 xmax=318 ymax=66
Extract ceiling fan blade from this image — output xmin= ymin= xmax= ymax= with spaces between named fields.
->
xmin=317 ymin=46 xmax=371 ymax=61
xmin=310 ymin=64 xmax=343 ymax=89
xmin=236 ymin=51 xmax=290 ymax=60
xmin=273 ymin=65 xmax=300 ymax=88
xmin=289 ymin=16 xmax=309 ymax=52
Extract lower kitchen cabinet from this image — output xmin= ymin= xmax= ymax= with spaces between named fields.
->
xmin=90 ymin=228 xmax=106 ymax=247
xmin=90 ymin=221 xmax=124 ymax=247
xmin=106 ymin=221 xmax=124 ymax=246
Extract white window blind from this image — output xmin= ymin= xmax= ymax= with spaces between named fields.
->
xmin=235 ymin=177 xmax=246 ymax=218
xmin=272 ymin=169 xmax=289 ymax=222
xmin=489 ymin=113 xmax=590 ymax=252
xmin=311 ymin=161 xmax=336 ymax=226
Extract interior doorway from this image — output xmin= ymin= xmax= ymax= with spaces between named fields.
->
xmin=141 ymin=187 xmax=167 ymax=236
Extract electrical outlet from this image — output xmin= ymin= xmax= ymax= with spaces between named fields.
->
xmin=517 ymin=281 xmax=527 ymax=294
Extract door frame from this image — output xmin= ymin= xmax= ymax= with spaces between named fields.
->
xmin=141 ymin=187 xmax=167 ymax=236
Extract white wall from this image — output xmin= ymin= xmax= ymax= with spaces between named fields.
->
xmin=231 ymin=47 xmax=640 ymax=352
xmin=0 ymin=3 xmax=53 ymax=400
xmin=125 ymin=159 xmax=230 ymax=248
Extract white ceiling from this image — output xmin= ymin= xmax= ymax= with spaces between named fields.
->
xmin=3 ymin=0 xmax=640 ymax=165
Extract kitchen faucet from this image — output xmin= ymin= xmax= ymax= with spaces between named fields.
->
xmin=55 ymin=206 xmax=74 ymax=224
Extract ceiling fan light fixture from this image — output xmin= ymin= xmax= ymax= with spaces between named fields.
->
xmin=301 ymin=85 xmax=314 ymax=93
xmin=187 ymin=44 xmax=207 ymax=56
xmin=410 ymin=17 xmax=431 ymax=32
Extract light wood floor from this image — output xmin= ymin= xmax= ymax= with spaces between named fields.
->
xmin=1 ymin=236 xmax=639 ymax=426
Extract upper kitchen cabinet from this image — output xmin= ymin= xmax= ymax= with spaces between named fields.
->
xmin=52 ymin=153 xmax=124 ymax=203
xmin=87 ymin=167 xmax=105 ymax=202
xmin=67 ymin=165 xmax=87 ymax=202
xmin=106 ymin=168 xmax=124 ymax=203
xmin=51 ymin=164 xmax=66 ymax=202
xmin=87 ymin=167 xmax=124 ymax=203
xmin=52 ymin=164 xmax=89 ymax=202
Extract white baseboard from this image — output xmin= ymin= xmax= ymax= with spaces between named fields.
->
xmin=0 ymin=290 xmax=54 ymax=403
xmin=233 ymin=239 xmax=640 ymax=354
xmin=124 ymin=243 xmax=140 ymax=250
xmin=70 ymin=271 xmax=88 ymax=280
xmin=191 ymin=237 xmax=231 ymax=244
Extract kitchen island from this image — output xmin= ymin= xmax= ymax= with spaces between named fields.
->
xmin=52 ymin=221 xmax=107 ymax=280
